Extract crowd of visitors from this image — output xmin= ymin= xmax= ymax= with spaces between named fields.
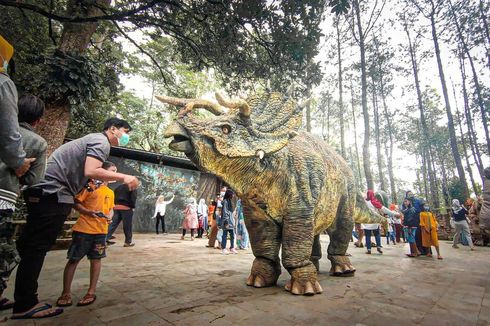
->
xmin=1 ymin=33 xmax=490 ymax=321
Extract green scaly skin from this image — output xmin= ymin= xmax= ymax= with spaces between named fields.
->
xmin=161 ymin=91 xmax=386 ymax=296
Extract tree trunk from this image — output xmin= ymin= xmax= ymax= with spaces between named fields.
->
xmin=326 ymin=95 xmax=331 ymax=143
xmin=459 ymin=53 xmax=484 ymax=180
xmin=35 ymin=0 xmax=111 ymax=155
xmin=379 ymin=73 xmax=397 ymax=203
xmin=351 ymin=81 xmax=363 ymax=186
xmin=371 ymin=76 xmax=386 ymax=190
xmin=448 ymin=0 xmax=490 ymax=156
xmin=353 ymin=0 xmax=374 ymax=189
xmin=336 ymin=21 xmax=346 ymax=159
xmin=452 ymin=81 xmax=478 ymax=195
xmin=306 ymin=99 xmax=312 ymax=133
xmin=429 ymin=13 xmax=469 ymax=199
xmin=478 ymin=0 xmax=490 ymax=70
xmin=436 ymin=150 xmax=451 ymax=209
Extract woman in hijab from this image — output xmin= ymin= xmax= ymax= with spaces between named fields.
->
xmin=196 ymin=198 xmax=208 ymax=238
xmin=362 ymin=190 xmax=384 ymax=254
xmin=181 ymin=198 xmax=198 ymax=240
xmin=153 ymin=194 xmax=174 ymax=234
xmin=220 ymin=189 xmax=237 ymax=254
xmin=451 ymin=199 xmax=475 ymax=250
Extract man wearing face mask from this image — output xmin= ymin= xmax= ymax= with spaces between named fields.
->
xmin=11 ymin=117 xmax=139 ymax=320
xmin=0 ymin=35 xmax=35 ymax=178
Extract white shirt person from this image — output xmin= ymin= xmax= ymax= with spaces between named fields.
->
xmin=153 ymin=194 xmax=174 ymax=234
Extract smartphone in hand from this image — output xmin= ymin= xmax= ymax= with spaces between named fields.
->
xmin=94 ymin=212 xmax=107 ymax=218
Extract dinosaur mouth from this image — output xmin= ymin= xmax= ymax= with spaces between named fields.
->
xmin=163 ymin=122 xmax=193 ymax=153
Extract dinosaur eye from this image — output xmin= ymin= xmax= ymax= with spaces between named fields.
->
xmin=221 ymin=125 xmax=231 ymax=134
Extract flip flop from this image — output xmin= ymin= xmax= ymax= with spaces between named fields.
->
xmin=0 ymin=298 xmax=14 ymax=310
xmin=11 ymin=303 xmax=63 ymax=319
xmin=406 ymin=254 xmax=417 ymax=258
xmin=56 ymin=294 xmax=73 ymax=307
xmin=77 ymin=294 xmax=96 ymax=306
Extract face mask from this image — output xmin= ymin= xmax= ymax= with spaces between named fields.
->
xmin=117 ymin=131 xmax=130 ymax=146
xmin=424 ymin=206 xmax=429 ymax=211
xmin=220 ymin=191 xmax=225 ymax=197
xmin=0 ymin=54 xmax=7 ymax=72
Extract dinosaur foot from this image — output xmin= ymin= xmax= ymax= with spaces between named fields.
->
xmin=284 ymin=264 xmax=323 ymax=296
xmin=246 ymin=257 xmax=281 ymax=288
xmin=328 ymin=254 xmax=356 ymax=277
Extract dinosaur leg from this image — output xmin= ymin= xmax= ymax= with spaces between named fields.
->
xmin=282 ymin=215 xmax=322 ymax=295
xmin=311 ymin=234 xmax=321 ymax=272
xmin=245 ymin=217 xmax=282 ymax=288
xmin=327 ymin=195 xmax=356 ymax=277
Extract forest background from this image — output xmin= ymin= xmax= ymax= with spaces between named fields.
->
xmin=0 ymin=0 xmax=488 ymax=213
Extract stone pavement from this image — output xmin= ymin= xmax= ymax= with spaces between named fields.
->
xmin=1 ymin=233 xmax=489 ymax=325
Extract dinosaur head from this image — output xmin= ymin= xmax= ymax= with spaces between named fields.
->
xmin=158 ymin=91 xmax=303 ymax=174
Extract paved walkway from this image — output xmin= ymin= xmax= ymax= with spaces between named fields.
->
xmin=1 ymin=233 xmax=489 ymax=325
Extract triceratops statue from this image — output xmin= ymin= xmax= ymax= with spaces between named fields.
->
xmin=157 ymin=91 xmax=385 ymax=296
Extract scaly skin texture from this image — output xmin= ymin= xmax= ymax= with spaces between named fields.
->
xmin=160 ymin=91 xmax=385 ymax=296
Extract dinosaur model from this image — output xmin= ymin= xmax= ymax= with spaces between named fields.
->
xmin=157 ymin=91 xmax=386 ymax=295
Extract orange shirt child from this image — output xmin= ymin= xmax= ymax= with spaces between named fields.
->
xmin=72 ymin=182 xmax=115 ymax=234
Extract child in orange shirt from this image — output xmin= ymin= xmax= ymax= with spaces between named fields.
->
xmin=56 ymin=161 xmax=116 ymax=307
xmin=419 ymin=202 xmax=443 ymax=260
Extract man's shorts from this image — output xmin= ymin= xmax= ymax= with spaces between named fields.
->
xmin=403 ymin=227 xmax=417 ymax=243
xmin=67 ymin=232 xmax=107 ymax=260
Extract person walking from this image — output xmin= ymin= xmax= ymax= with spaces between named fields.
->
xmin=12 ymin=118 xmax=138 ymax=319
xmin=106 ymin=183 xmax=138 ymax=247
xmin=181 ymin=198 xmax=198 ymax=240
xmin=220 ymin=189 xmax=237 ymax=255
xmin=451 ymin=199 xmax=475 ymax=251
xmin=153 ymin=194 xmax=174 ymax=234
xmin=235 ymin=199 xmax=249 ymax=250
xmin=402 ymin=198 xmax=420 ymax=258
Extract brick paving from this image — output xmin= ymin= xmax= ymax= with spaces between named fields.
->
xmin=1 ymin=233 xmax=489 ymax=325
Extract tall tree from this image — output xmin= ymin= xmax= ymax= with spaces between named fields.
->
xmin=350 ymin=0 xmax=386 ymax=189
xmin=409 ymin=0 xmax=469 ymax=199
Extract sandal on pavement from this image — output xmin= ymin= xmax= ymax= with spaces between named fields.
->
xmin=56 ymin=293 xmax=72 ymax=307
xmin=11 ymin=303 xmax=63 ymax=319
xmin=0 ymin=297 xmax=14 ymax=310
xmin=406 ymin=254 xmax=417 ymax=258
xmin=437 ymin=256 xmax=443 ymax=260
xmin=77 ymin=294 xmax=96 ymax=306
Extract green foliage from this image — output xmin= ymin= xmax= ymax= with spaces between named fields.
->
xmin=448 ymin=177 xmax=467 ymax=203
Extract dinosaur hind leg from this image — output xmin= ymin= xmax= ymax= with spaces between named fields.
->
xmin=327 ymin=194 xmax=356 ymax=277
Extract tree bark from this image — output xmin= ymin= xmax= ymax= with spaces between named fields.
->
xmin=448 ymin=0 xmax=490 ymax=156
xmin=306 ymin=99 xmax=312 ymax=133
xmin=429 ymin=12 xmax=469 ymax=199
xmin=459 ymin=53 xmax=484 ymax=180
xmin=478 ymin=0 xmax=490 ymax=70
xmin=336 ymin=20 xmax=346 ymax=159
xmin=353 ymin=0 xmax=374 ymax=190
xmin=35 ymin=0 xmax=111 ymax=155
xmin=371 ymin=75 xmax=386 ymax=191
xmin=350 ymin=81 xmax=363 ymax=186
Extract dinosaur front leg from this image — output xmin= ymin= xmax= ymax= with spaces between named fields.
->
xmin=282 ymin=215 xmax=323 ymax=295
xmin=245 ymin=217 xmax=282 ymax=288
xmin=327 ymin=196 xmax=356 ymax=276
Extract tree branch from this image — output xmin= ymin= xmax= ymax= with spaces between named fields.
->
xmin=0 ymin=0 xmax=173 ymax=23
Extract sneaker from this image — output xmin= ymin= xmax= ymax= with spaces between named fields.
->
xmin=106 ymin=241 xmax=115 ymax=245
xmin=230 ymin=248 xmax=238 ymax=254
xmin=377 ymin=247 xmax=383 ymax=254
xmin=123 ymin=243 xmax=135 ymax=247
xmin=452 ymin=245 xmax=459 ymax=249
xmin=222 ymin=249 xmax=229 ymax=255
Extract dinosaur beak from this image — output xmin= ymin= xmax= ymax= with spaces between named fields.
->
xmin=163 ymin=122 xmax=193 ymax=153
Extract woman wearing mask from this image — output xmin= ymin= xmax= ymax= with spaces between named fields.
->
xmin=220 ymin=189 xmax=237 ymax=254
xmin=451 ymin=199 xmax=475 ymax=251
xmin=419 ymin=202 xmax=442 ymax=259
xmin=181 ymin=198 xmax=198 ymax=240
xmin=196 ymin=199 xmax=208 ymax=238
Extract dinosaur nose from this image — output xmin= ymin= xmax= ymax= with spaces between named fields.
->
xmin=164 ymin=122 xmax=193 ymax=153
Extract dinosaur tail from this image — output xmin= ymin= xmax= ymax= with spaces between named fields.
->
xmin=353 ymin=193 xmax=388 ymax=229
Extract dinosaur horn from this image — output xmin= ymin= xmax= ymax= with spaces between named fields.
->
xmin=155 ymin=95 xmax=225 ymax=116
xmin=215 ymin=92 xmax=251 ymax=118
